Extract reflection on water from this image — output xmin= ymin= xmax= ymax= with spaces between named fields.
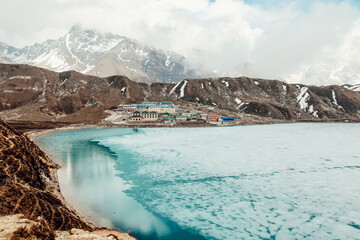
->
xmin=38 ymin=128 xmax=206 ymax=240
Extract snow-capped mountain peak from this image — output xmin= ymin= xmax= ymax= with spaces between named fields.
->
xmin=0 ymin=25 xmax=196 ymax=83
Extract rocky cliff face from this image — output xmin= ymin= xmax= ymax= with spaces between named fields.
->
xmin=0 ymin=25 xmax=196 ymax=84
xmin=0 ymin=63 xmax=359 ymax=124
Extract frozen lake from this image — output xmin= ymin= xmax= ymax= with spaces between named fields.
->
xmin=38 ymin=123 xmax=360 ymax=239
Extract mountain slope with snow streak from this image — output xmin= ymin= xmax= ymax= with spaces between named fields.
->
xmin=0 ymin=64 xmax=359 ymax=123
xmin=168 ymin=77 xmax=360 ymax=121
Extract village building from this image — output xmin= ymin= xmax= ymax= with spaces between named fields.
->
xmin=175 ymin=115 xmax=187 ymax=121
xmin=200 ymin=105 xmax=215 ymax=111
xmin=129 ymin=115 xmax=142 ymax=122
xmin=163 ymin=117 xmax=175 ymax=123
xmin=208 ymin=112 xmax=220 ymax=122
xmin=123 ymin=104 xmax=138 ymax=112
xmin=183 ymin=111 xmax=197 ymax=116
xmin=160 ymin=112 xmax=171 ymax=117
xmin=147 ymin=104 xmax=175 ymax=113
xmin=187 ymin=117 xmax=197 ymax=122
xmin=136 ymin=104 xmax=148 ymax=111
xmin=141 ymin=111 xmax=158 ymax=121
xmin=131 ymin=111 xmax=158 ymax=121
xmin=220 ymin=117 xmax=235 ymax=124
xmin=199 ymin=113 xmax=208 ymax=121
xmin=160 ymin=101 xmax=173 ymax=105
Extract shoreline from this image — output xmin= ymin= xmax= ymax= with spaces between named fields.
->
xmin=18 ymin=116 xmax=360 ymax=138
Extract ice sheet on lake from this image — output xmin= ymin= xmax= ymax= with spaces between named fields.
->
xmin=96 ymin=124 xmax=360 ymax=240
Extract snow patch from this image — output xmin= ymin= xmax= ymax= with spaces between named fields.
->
xmin=222 ymin=80 xmax=229 ymax=87
xmin=9 ymin=76 xmax=32 ymax=80
xmin=169 ymin=80 xmax=183 ymax=96
xmin=211 ymin=102 xmax=217 ymax=106
xmin=201 ymin=83 xmax=204 ymax=89
xmin=332 ymin=90 xmax=344 ymax=111
xmin=59 ymin=78 xmax=68 ymax=87
xmin=33 ymin=49 xmax=68 ymax=70
xmin=208 ymin=82 xmax=212 ymax=86
xmin=65 ymin=33 xmax=81 ymax=65
xmin=297 ymin=87 xmax=309 ymax=110
xmin=297 ymin=87 xmax=319 ymax=117
xmin=344 ymin=84 xmax=360 ymax=92
xmin=196 ymin=97 xmax=200 ymax=102
xmin=283 ymin=85 xmax=287 ymax=92
xmin=135 ymin=47 xmax=149 ymax=57
xmin=179 ymin=80 xmax=188 ymax=98
xmin=118 ymin=47 xmax=130 ymax=62
xmin=164 ymin=50 xmax=171 ymax=67
xmin=308 ymin=105 xmax=319 ymax=117
xmin=72 ymin=86 xmax=79 ymax=93
xmin=126 ymin=66 xmax=136 ymax=72
xmin=254 ymin=81 xmax=259 ymax=85
xmin=235 ymin=98 xmax=246 ymax=109
xmin=121 ymin=87 xmax=126 ymax=94
xmin=237 ymin=102 xmax=246 ymax=110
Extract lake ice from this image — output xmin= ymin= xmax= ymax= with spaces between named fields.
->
xmin=38 ymin=123 xmax=360 ymax=240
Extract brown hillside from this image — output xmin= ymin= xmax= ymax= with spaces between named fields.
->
xmin=0 ymin=118 xmax=91 ymax=230
xmin=0 ymin=63 xmax=359 ymax=124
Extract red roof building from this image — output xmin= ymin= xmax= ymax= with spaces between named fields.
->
xmin=209 ymin=112 xmax=219 ymax=122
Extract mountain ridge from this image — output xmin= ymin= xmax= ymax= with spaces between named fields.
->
xmin=0 ymin=25 xmax=197 ymax=83
xmin=0 ymin=63 xmax=359 ymax=125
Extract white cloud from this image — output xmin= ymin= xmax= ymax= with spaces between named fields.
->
xmin=0 ymin=0 xmax=359 ymax=85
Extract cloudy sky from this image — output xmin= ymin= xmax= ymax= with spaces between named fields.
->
xmin=1 ymin=0 xmax=360 ymax=85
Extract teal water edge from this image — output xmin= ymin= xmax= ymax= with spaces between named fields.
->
xmin=37 ymin=124 xmax=360 ymax=240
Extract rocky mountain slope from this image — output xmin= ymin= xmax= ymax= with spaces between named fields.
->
xmin=0 ymin=63 xmax=174 ymax=123
xmin=0 ymin=63 xmax=359 ymax=124
xmin=168 ymin=78 xmax=360 ymax=121
xmin=0 ymin=25 xmax=196 ymax=83
xmin=0 ymin=118 xmax=135 ymax=239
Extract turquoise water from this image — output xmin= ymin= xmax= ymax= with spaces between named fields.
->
xmin=37 ymin=124 xmax=360 ymax=239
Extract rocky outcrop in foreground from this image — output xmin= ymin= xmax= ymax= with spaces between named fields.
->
xmin=0 ymin=119 xmax=135 ymax=239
